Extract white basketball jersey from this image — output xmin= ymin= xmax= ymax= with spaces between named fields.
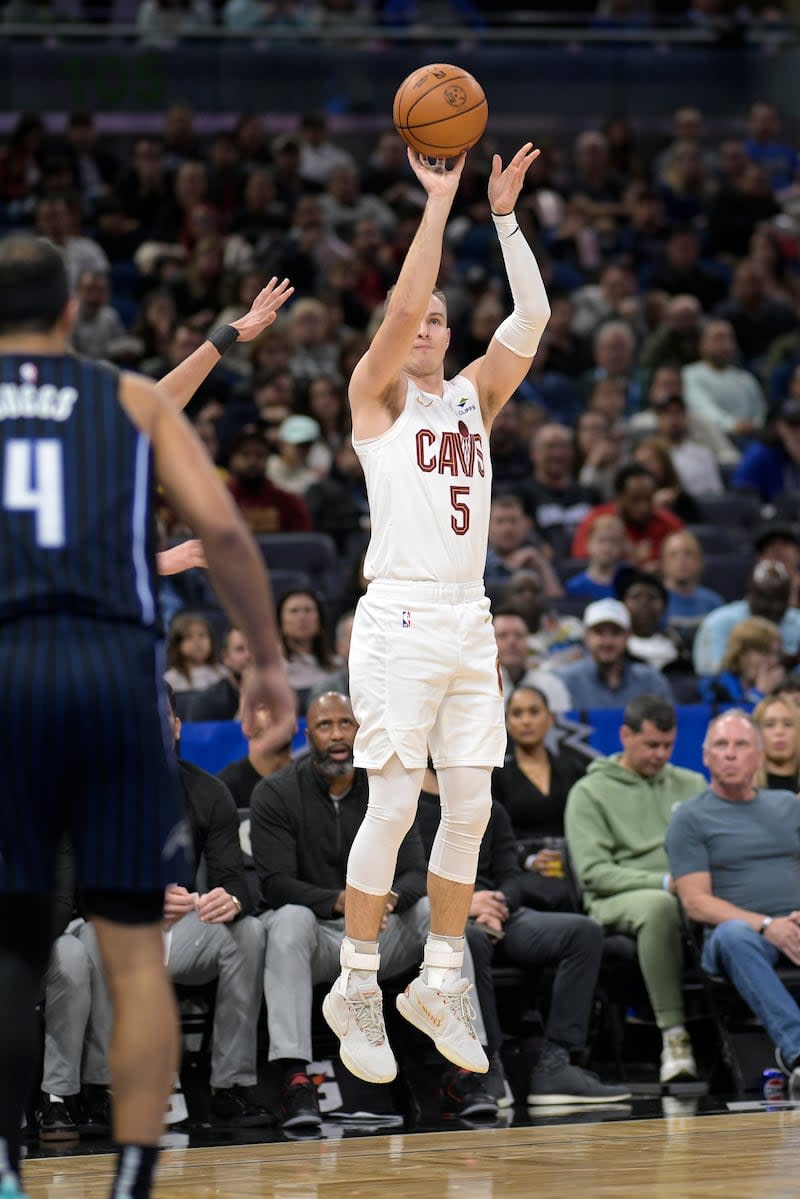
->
xmin=354 ymin=374 xmax=492 ymax=584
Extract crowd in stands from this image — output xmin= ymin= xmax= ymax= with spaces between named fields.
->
xmin=12 ymin=93 xmax=800 ymax=1135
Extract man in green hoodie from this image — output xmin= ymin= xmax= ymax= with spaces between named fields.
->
xmin=564 ymin=694 xmax=706 ymax=1083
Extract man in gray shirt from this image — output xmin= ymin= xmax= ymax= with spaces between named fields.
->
xmin=666 ymin=709 xmax=800 ymax=1096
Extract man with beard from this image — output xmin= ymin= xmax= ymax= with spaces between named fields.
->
xmin=224 ymin=424 xmax=312 ymax=534
xmin=250 ymin=692 xmax=431 ymax=1129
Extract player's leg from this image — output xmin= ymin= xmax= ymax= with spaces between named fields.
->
xmin=322 ymin=754 xmax=424 ymax=1084
xmin=396 ymin=765 xmax=492 ymax=1073
xmin=89 ymin=899 xmax=178 ymax=1199
xmin=395 ymin=595 xmax=505 ymax=1071
xmin=0 ymin=896 xmax=54 ymax=1199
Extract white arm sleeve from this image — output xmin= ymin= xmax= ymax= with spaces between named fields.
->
xmin=491 ymin=210 xmax=551 ymax=358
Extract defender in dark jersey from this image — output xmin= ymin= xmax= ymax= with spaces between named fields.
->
xmin=0 ymin=235 xmax=295 ymax=1199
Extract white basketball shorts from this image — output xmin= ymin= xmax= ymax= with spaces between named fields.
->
xmin=349 ymin=579 xmax=507 ymax=771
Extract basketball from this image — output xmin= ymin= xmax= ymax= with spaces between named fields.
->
xmin=392 ymin=63 xmax=488 ymax=160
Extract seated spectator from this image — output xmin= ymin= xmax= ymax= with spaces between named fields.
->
xmin=656 ymin=148 xmax=713 ymax=231
xmin=571 ymin=262 xmax=635 ymax=340
xmin=484 ymin=494 xmax=562 ymax=595
xmin=492 ymin=685 xmax=589 ymax=913
xmin=136 ymin=0 xmax=213 ymax=44
xmin=566 ymin=696 xmax=705 ymax=1083
xmin=572 ymin=463 xmax=684 ymax=571
xmin=75 ymin=687 xmax=270 ymax=1129
xmin=493 ymin=610 xmax=571 ymax=715
xmin=69 ymin=270 xmax=127 ymax=362
xmin=639 ymin=294 xmax=703 ymax=373
xmin=732 ymin=392 xmax=800 ymax=502
xmin=417 ymin=763 xmax=629 ymax=1106
xmin=574 ymin=409 xmax=628 ymax=501
xmin=647 ymin=230 xmax=726 ymax=312
xmin=266 ymin=414 xmax=324 ymax=496
xmin=698 ymin=616 xmax=785 ymax=705
xmin=693 ymin=560 xmax=800 ymax=676
xmin=629 ymin=363 xmax=739 ymax=474
xmin=715 ymin=258 xmax=797 ymax=366
xmin=753 ymin=524 xmax=800 ymax=605
xmin=566 ymin=513 xmax=629 ymax=602
xmin=286 ymin=298 xmax=341 ymax=386
xmin=555 ymin=598 xmax=673 ymax=710
xmin=660 ymin=530 xmax=723 ymax=646
xmin=753 ymin=692 xmax=800 ymax=793
xmin=187 ymin=626 xmax=251 ymax=721
xmin=743 ymin=101 xmax=798 ymax=193
xmin=707 ymin=162 xmax=780 ymax=262
xmin=666 ymin=710 xmax=800 ymax=1100
xmin=501 ymin=569 xmax=583 ymax=670
xmin=164 ymin=612 xmax=227 ymax=693
xmin=217 ymin=703 xmax=293 ymax=809
xmin=278 ymin=588 xmax=339 ymax=705
xmin=34 ymin=193 xmax=110 ymax=291
xmin=521 ymin=423 xmax=600 ymax=551
xmin=224 ymin=425 xmax=313 ymax=535
xmin=682 ymin=320 xmax=766 ymax=436
xmin=614 ymin=567 xmax=682 ymax=673
xmin=581 ymin=320 xmax=643 ymax=415
xmin=305 ymin=442 xmax=369 ymax=555
xmin=632 ymin=436 xmax=701 ymax=524
xmin=251 ymin=694 xmax=487 ymax=1126
xmin=489 ymin=401 xmax=534 ymax=490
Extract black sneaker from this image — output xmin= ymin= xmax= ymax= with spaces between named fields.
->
xmin=440 ymin=1068 xmax=499 ymax=1119
xmin=527 ymin=1056 xmax=631 ymax=1107
xmin=209 ymin=1085 xmax=272 ymax=1128
xmin=484 ymin=1053 xmax=514 ymax=1109
xmin=35 ymin=1094 xmax=79 ymax=1142
xmin=280 ymin=1073 xmax=322 ymax=1130
xmin=77 ymin=1085 xmax=111 ymax=1137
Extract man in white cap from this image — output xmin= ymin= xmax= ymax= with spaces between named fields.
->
xmin=266 ymin=413 xmax=323 ymax=496
xmin=555 ymin=598 xmax=673 ymax=710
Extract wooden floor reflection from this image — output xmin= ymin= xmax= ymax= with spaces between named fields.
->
xmin=24 ymin=1111 xmax=800 ymax=1199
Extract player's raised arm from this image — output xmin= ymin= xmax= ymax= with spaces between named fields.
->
xmin=348 ymin=149 xmax=465 ymax=438
xmin=119 ymin=372 xmax=295 ymax=741
xmin=461 ymin=143 xmax=551 ymax=425
xmin=157 ymin=277 xmax=294 ymax=412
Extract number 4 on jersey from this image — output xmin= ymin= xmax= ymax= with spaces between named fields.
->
xmin=3 ymin=439 xmax=66 ymax=548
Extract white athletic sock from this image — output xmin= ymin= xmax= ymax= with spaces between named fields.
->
xmin=663 ymin=1024 xmax=687 ymax=1040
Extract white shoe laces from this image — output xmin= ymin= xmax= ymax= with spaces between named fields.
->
xmin=442 ymin=985 xmax=479 ymax=1039
xmin=351 ymin=992 xmax=387 ymax=1046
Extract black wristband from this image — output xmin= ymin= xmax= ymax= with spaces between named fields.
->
xmin=208 ymin=324 xmax=239 ymax=356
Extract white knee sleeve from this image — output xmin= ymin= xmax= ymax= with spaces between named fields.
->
xmin=429 ymin=766 xmax=492 ymax=885
xmin=346 ymin=755 xmax=424 ymax=896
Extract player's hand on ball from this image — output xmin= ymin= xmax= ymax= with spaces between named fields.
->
xmin=240 ymin=662 xmax=297 ymax=749
xmin=407 ymin=147 xmax=466 ymax=194
xmin=488 ymin=142 xmax=540 ymax=214
xmin=230 ymin=276 xmax=294 ymax=342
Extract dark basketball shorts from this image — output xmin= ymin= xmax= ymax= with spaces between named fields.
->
xmin=0 ymin=615 xmax=192 ymax=896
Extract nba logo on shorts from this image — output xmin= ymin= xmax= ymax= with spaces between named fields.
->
xmin=402 ymin=610 xmax=412 ymax=628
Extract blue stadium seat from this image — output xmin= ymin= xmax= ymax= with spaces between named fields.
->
xmin=256 ymin=533 xmax=339 ymax=602
xmin=692 ymin=492 xmax=762 ymax=529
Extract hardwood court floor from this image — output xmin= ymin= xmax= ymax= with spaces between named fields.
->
xmin=22 ymin=1110 xmax=800 ymax=1199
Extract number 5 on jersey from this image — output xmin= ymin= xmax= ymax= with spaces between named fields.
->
xmin=3 ymin=439 xmax=66 ymax=548
xmin=450 ymin=485 xmax=470 ymax=536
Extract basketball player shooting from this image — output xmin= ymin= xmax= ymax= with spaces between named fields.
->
xmin=322 ymin=142 xmax=551 ymax=1084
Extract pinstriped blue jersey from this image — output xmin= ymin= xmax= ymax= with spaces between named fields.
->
xmin=0 ymin=353 xmax=159 ymax=629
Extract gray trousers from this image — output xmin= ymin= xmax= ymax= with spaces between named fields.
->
xmin=167 ymin=911 xmax=266 ymax=1089
xmin=74 ymin=913 xmax=266 ymax=1091
xmin=42 ymin=924 xmax=110 ymax=1095
xmin=259 ymin=897 xmax=486 ymax=1063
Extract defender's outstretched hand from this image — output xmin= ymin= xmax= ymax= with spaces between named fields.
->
xmin=230 ymin=276 xmax=294 ymax=342
xmin=407 ymin=147 xmax=466 ymax=198
xmin=488 ymin=142 xmax=540 ymax=214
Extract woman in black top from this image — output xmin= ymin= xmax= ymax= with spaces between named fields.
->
xmin=754 ymin=692 xmax=800 ymax=793
xmin=492 ymin=686 xmax=589 ymax=912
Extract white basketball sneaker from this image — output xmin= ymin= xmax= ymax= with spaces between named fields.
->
xmin=322 ymin=940 xmax=397 ymax=1085
xmin=396 ymin=975 xmax=489 ymax=1074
